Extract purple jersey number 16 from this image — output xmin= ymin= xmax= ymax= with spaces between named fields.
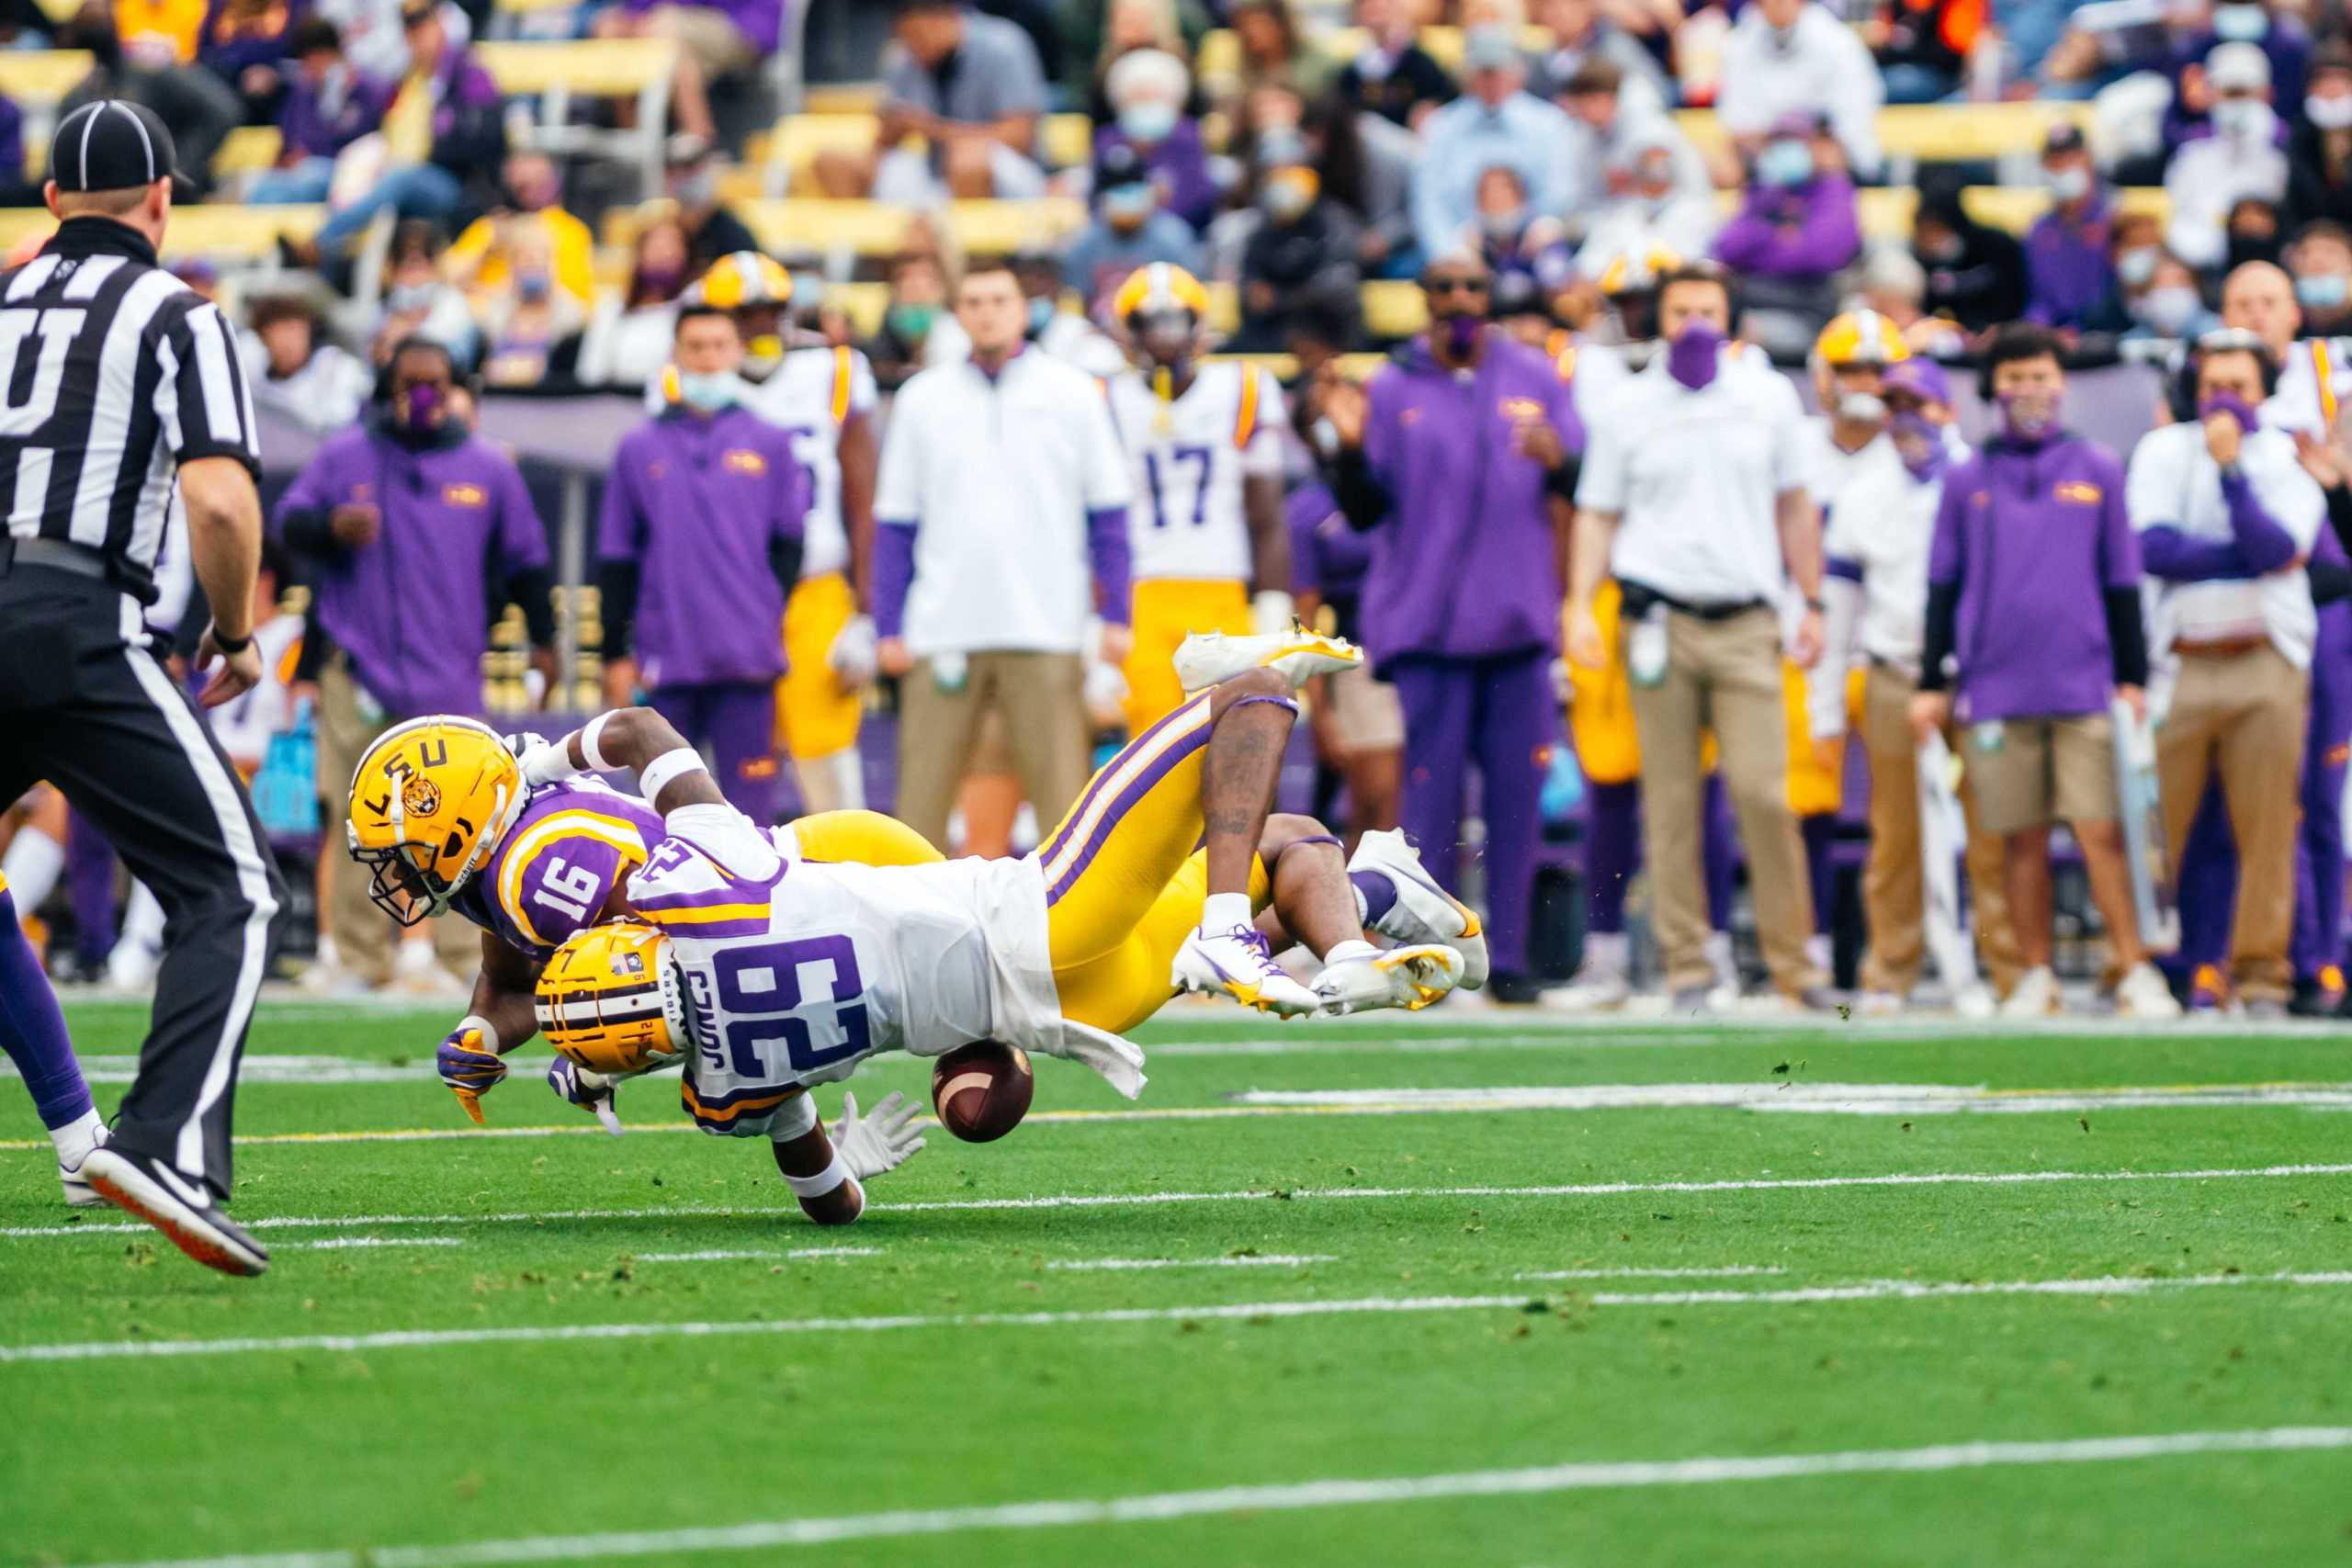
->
xmin=709 ymin=936 xmax=870 ymax=1080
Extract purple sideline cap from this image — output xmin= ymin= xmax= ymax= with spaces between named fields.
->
xmin=1883 ymin=356 xmax=1952 ymax=404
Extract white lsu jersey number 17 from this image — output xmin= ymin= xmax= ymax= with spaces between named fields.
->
xmin=1107 ymin=361 xmax=1283 ymax=584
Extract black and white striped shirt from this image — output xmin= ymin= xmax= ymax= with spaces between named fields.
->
xmin=0 ymin=218 xmax=258 ymax=601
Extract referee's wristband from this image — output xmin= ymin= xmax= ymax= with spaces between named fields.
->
xmin=209 ymin=626 xmax=253 ymax=654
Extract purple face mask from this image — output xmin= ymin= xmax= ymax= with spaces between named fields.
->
xmin=1666 ymin=320 xmax=1723 ymax=390
xmin=1996 ymin=387 xmax=2060 ymax=442
xmin=1890 ymin=411 xmax=1946 ymax=479
xmin=2198 ymin=389 xmax=2262 ymax=434
xmin=401 ymin=382 xmax=445 ymax=434
xmin=1440 ymin=311 xmax=1483 ymax=357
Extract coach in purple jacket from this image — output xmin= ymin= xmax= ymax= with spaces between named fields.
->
xmin=276 ymin=336 xmax=554 ymax=988
xmin=599 ymin=303 xmax=809 ymax=824
xmin=1319 ymin=250 xmax=1583 ymax=1002
xmin=1911 ymin=322 xmax=2175 ymax=1020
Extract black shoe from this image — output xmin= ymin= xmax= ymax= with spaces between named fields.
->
xmin=1484 ymin=971 xmax=1553 ymax=1005
xmin=78 ymin=1147 xmax=268 ymax=1278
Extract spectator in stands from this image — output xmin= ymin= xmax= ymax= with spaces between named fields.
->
xmin=1337 ymin=0 xmax=1457 ymax=130
xmin=0 ymin=93 xmax=28 ymax=208
xmin=446 ymin=152 xmax=598 ymax=313
xmin=815 ymin=0 xmax=1046 ymax=202
xmin=2122 ymin=248 xmax=2221 ymax=341
xmin=202 ymin=0 xmax=303 ymax=124
xmin=2166 ymin=43 xmax=2290 ymax=273
xmin=1853 ymin=245 xmax=1966 ymax=356
xmin=1577 ymin=119 xmax=1720 ymax=269
xmin=2165 ymin=0 xmax=2310 ymax=153
xmin=1914 ymin=322 xmax=2176 ymax=1019
xmin=1065 ymin=141 xmax=1203 ymax=307
xmin=369 ymin=220 xmax=480 ymax=367
xmin=663 ymin=133 xmax=758 ymax=275
xmin=872 ymin=260 xmax=1133 ymax=852
xmin=299 ymin=0 xmax=503 ymax=265
xmin=1713 ymin=112 xmax=1860 ymax=352
xmin=1469 ymin=165 xmax=1575 ymax=317
xmin=243 ymin=290 xmax=373 ymax=434
xmin=1533 ymin=0 xmax=1668 ymax=113
xmin=2023 ymin=125 xmax=2122 ymax=333
xmin=1562 ymin=59 xmax=1706 ymax=212
xmin=472 ymin=227 xmax=587 ymax=389
xmin=865 ymin=248 xmax=955 ymax=391
xmin=2226 ymin=195 xmax=2288 ymax=273
xmin=1410 ymin=25 xmax=1579 ymax=263
xmin=1913 ymin=176 xmax=2028 ymax=335
xmin=1306 ymin=85 xmax=1416 ymax=282
xmin=313 ymin=0 xmax=414 ymax=81
xmin=1228 ymin=0 xmax=1330 ymax=103
xmin=1233 ymin=130 xmax=1364 ymax=353
xmin=1865 ymin=0 xmax=1983 ymax=104
xmin=1095 ymin=47 xmax=1215 ymax=232
xmin=2289 ymin=220 xmax=2352 ymax=337
xmin=277 ymin=336 xmax=553 ymax=995
xmin=247 ymin=18 xmax=369 ymax=205
xmin=1716 ymin=0 xmax=1883 ymax=181
xmin=593 ymin=0 xmax=779 ymax=146
xmin=579 ymin=211 xmax=693 ymax=386
xmin=1083 ymin=0 xmax=1204 ymax=123
xmin=2287 ymin=40 xmax=2352 ymax=231
xmin=56 ymin=0 xmax=243 ymax=199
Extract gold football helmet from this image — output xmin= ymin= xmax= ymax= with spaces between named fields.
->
xmin=690 ymin=250 xmax=794 ymax=310
xmin=1811 ymin=309 xmax=1910 ymax=369
xmin=536 ymin=920 xmax=686 ymax=1076
xmin=345 ymin=716 xmax=527 ymax=925
xmin=1112 ymin=261 xmax=1211 ymax=323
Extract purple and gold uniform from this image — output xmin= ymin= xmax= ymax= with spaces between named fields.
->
xmin=451 ymin=778 xmax=663 ymax=959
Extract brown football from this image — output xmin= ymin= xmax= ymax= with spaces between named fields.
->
xmin=930 ymin=1041 xmax=1035 ymax=1143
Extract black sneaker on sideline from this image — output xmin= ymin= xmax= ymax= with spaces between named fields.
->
xmin=1484 ymin=971 xmax=1553 ymax=1005
xmin=78 ymin=1146 xmax=268 ymax=1278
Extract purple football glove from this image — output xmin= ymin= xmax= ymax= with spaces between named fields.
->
xmin=548 ymin=1057 xmax=624 ymax=1136
xmin=436 ymin=1024 xmax=505 ymax=1125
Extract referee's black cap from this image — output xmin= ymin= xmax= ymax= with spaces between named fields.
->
xmin=49 ymin=100 xmax=190 ymax=195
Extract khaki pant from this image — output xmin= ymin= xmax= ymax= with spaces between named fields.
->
xmin=1859 ymin=663 xmax=2026 ymax=998
xmin=314 ymin=660 xmax=481 ymax=985
xmin=2156 ymin=643 xmax=2309 ymax=1002
xmin=1627 ymin=607 xmax=1824 ymax=994
xmin=896 ymin=651 xmax=1088 ymax=853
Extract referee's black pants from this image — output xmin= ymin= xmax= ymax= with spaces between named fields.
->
xmin=0 ymin=565 xmax=285 ymax=1200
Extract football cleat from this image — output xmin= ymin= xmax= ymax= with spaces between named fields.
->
xmin=1172 ymin=623 xmax=1362 ymax=695
xmin=1172 ymin=925 xmax=1322 ymax=1016
xmin=2115 ymin=961 xmax=2182 ymax=1021
xmin=1347 ymin=829 xmax=1489 ymax=990
xmin=77 ymin=1146 xmax=269 ymax=1278
xmin=1312 ymin=941 xmax=1464 ymax=1015
xmin=58 ymin=1122 xmax=107 ymax=1209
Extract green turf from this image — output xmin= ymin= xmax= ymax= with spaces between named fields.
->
xmin=3 ymin=1000 xmax=2350 ymax=1567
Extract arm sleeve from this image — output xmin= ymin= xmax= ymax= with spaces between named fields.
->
xmin=1917 ymin=582 xmax=1960 ymax=693
xmin=2324 ymin=480 xmax=2352 ymax=560
xmin=598 ymin=441 xmax=645 ymax=565
xmin=2098 ymin=457 xmax=2143 ymax=590
xmin=157 ymin=299 xmax=262 ymax=474
xmin=2139 ymin=525 xmax=2257 ymax=581
xmin=2217 ymin=468 xmax=2304 ymax=573
xmin=496 ymin=457 xmax=551 ymax=573
xmin=1917 ymin=479 xmax=1967 ymax=693
xmin=1329 ymin=444 xmax=1392 ymax=531
xmin=873 ymin=523 xmax=917 ymax=640
xmin=274 ymin=450 xmax=340 ymax=555
xmin=2105 ymin=587 xmax=2149 ymax=688
xmin=1087 ymin=506 xmax=1132 ymax=625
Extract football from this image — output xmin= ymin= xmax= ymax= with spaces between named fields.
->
xmin=929 ymin=1041 xmax=1035 ymax=1143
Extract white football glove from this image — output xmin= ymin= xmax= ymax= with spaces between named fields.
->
xmin=1082 ymin=658 xmax=1130 ymax=728
xmin=831 ymin=1089 xmax=925 ymax=1180
xmin=827 ymin=613 xmax=879 ymax=687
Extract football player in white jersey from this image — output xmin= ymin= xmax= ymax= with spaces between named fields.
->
xmin=1103 ymin=264 xmax=1295 ymax=733
xmin=521 ymin=652 xmax=1481 ymax=1222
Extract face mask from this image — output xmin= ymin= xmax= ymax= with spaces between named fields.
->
xmin=2136 ymin=283 xmax=2204 ymax=334
xmin=1667 ymin=320 xmax=1723 ymax=390
xmin=1102 ymin=185 xmax=1156 ymax=232
xmin=400 ymin=382 xmax=444 ymax=434
xmin=1756 ymin=139 xmax=1814 ymax=189
xmin=1837 ymin=391 xmax=1887 ymax=424
xmin=516 ymin=272 xmax=551 ymax=304
xmin=635 ymin=261 xmax=684 ymax=298
xmin=888 ymin=302 xmax=936 ymax=340
xmin=386 ymin=281 xmax=435 ymax=311
xmin=2310 ymin=92 xmax=2352 ymax=130
xmin=1997 ymin=386 xmax=2061 ymax=441
xmin=1480 ymin=206 xmax=1525 ymax=243
xmin=2049 ymin=166 xmax=2091 ymax=202
xmin=1117 ymin=101 xmax=1181 ymax=143
xmin=2212 ymin=2 xmax=2269 ymax=40
xmin=2198 ymin=389 xmax=2262 ymax=432
xmin=1441 ymin=312 xmax=1484 ymax=357
xmin=675 ymin=370 xmax=737 ymax=412
xmin=2299 ymin=273 xmax=2351 ymax=310
xmin=2213 ymin=99 xmax=2276 ymax=142
xmin=1890 ymin=412 xmax=1947 ymax=479
xmin=2116 ymin=246 xmax=2160 ymax=288
xmin=1260 ymin=175 xmax=1314 ymax=221
xmin=1027 ymin=295 xmax=1057 ymax=334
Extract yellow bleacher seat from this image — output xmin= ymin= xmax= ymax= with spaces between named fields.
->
xmin=1204 ymin=280 xmax=1238 ymax=336
xmin=477 ymin=38 xmax=679 ymax=99
xmin=803 ymin=83 xmax=885 ymax=116
xmin=707 ymin=198 xmax=1084 ymax=260
xmin=1043 ymin=112 xmax=1093 ymax=170
xmin=1361 ymin=279 xmax=1426 ymax=339
xmin=824 ymin=281 xmax=890 ymax=337
xmin=215 ymin=126 xmax=283 ymax=178
xmin=1678 ymin=102 xmax=2097 ymax=168
xmin=1709 ymin=185 xmax=2167 ymax=242
xmin=492 ymin=0 xmax=584 ymax=13
xmin=0 ymin=51 xmax=93 ymax=104
xmin=0 ymin=204 xmax=325 ymax=261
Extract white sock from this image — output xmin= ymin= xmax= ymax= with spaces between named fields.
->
xmin=1351 ymin=883 xmax=1368 ymax=924
xmin=1322 ymin=937 xmax=1378 ymax=965
xmin=51 ymin=1109 xmax=103 ymax=1165
xmin=1201 ymin=892 xmax=1253 ymax=934
xmin=2 ymin=825 xmax=64 ymax=913
xmin=1581 ymin=931 xmax=1629 ymax=981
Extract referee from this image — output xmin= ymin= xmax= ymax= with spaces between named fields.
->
xmin=0 ymin=101 xmax=281 ymax=1276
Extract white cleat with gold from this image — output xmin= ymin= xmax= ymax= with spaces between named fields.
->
xmin=1347 ymin=829 xmax=1490 ymax=990
xmin=1312 ymin=940 xmax=1464 ymax=1015
xmin=1173 ymin=622 xmax=1363 ymax=694
xmin=1172 ymin=925 xmax=1323 ymax=1017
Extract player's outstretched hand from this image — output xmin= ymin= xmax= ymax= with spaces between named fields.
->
xmin=547 ymin=1057 xmax=623 ymax=1136
xmin=195 ymin=623 xmax=264 ymax=709
xmin=437 ymin=1024 xmax=507 ymax=1124
xmin=828 ymin=614 xmax=879 ymax=687
xmin=833 ymin=1090 xmax=925 ymax=1180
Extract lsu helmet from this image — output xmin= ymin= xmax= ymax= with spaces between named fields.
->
xmin=345 ymin=716 xmax=528 ymax=925
xmin=690 ymin=250 xmax=794 ymax=310
xmin=536 ymin=921 xmax=688 ymax=1076
xmin=1112 ymin=262 xmax=1211 ymax=325
xmin=1597 ymin=243 xmax=1682 ymax=299
xmin=1812 ymin=310 xmax=1910 ymax=370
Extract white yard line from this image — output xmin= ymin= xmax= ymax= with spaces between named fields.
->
xmin=74 ymin=1426 xmax=2352 ymax=1568
xmin=1516 ymin=1266 xmax=1787 ymax=1280
xmin=7 ymin=1271 xmax=2350 ymax=1366
xmin=1045 ymin=1255 xmax=1338 ymax=1272
xmin=284 ymin=1237 xmax=464 ymax=1251
xmin=1 ymin=1055 xmax=430 ymax=1086
xmin=630 ymin=1248 xmax=879 ymax=1264
xmin=1230 ymin=1082 xmax=2352 ymax=1115
xmin=8 ymin=1162 xmax=2348 ymax=1241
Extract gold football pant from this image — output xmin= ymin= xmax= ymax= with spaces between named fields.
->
xmin=1122 ymin=578 xmax=1251 ymax=735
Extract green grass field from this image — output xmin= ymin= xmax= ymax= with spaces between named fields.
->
xmin=4 ymin=998 xmax=2351 ymax=1567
